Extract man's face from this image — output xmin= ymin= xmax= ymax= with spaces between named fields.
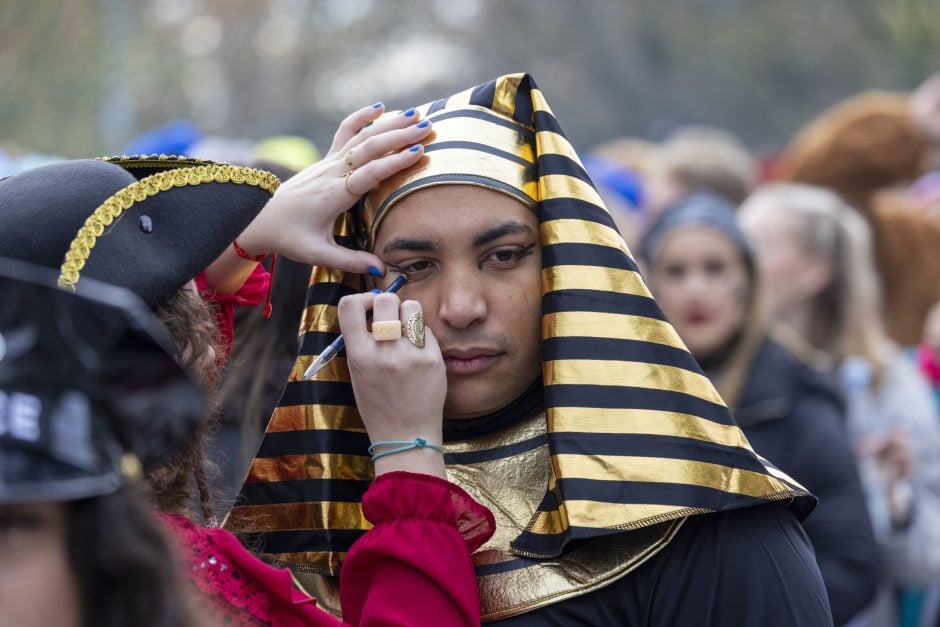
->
xmin=373 ymin=185 xmax=542 ymax=419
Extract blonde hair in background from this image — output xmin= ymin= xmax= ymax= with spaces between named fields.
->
xmin=714 ymin=265 xmax=771 ymax=412
xmin=748 ymin=183 xmax=888 ymax=384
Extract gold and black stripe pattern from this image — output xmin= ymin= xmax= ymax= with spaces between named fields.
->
xmin=229 ymin=73 xmax=813 ymax=617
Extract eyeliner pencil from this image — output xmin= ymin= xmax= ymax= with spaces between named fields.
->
xmin=302 ymin=273 xmax=408 ymax=380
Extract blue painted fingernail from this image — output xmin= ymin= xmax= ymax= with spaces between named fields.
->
xmin=371 ymin=288 xmax=382 ymax=294
xmin=371 ymin=101 xmax=383 ymax=109
xmin=417 ymin=120 xmax=430 ymax=128
xmin=403 ymin=107 xmax=416 ymax=117
xmin=409 ymin=144 xmax=422 ymax=152
xmin=367 ymin=265 xmax=383 ymax=276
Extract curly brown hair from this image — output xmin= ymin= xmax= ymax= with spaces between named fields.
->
xmin=147 ymin=285 xmax=222 ymax=524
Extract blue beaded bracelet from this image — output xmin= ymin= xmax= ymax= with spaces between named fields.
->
xmin=368 ymin=438 xmax=446 ymax=461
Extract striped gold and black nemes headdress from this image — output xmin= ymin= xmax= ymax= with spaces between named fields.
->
xmin=230 ymin=74 xmax=813 ymax=594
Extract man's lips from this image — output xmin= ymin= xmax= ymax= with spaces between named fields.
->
xmin=441 ymin=348 xmax=502 ymax=375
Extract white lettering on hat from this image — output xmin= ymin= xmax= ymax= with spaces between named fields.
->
xmin=0 ymin=391 xmax=41 ymax=442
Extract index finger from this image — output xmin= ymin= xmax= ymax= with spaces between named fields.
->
xmin=329 ymin=103 xmax=386 ymax=154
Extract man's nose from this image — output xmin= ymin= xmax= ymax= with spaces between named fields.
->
xmin=438 ymin=269 xmax=488 ymax=329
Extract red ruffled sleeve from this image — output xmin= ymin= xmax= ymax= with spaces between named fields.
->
xmin=159 ymin=513 xmax=339 ymax=626
xmin=340 ymin=471 xmax=496 ymax=627
xmin=194 ymin=263 xmax=270 ymax=355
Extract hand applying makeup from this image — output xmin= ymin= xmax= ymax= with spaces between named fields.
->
xmin=205 ymin=105 xmax=432 ymax=292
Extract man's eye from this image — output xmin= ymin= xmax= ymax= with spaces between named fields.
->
xmin=483 ymin=244 xmax=535 ymax=267
xmin=403 ymin=260 xmax=433 ymax=273
xmin=493 ymin=250 xmax=516 ymax=262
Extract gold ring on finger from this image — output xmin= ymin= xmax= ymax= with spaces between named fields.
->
xmin=344 ymin=149 xmax=356 ymax=170
xmin=403 ymin=312 xmax=425 ymax=348
xmin=340 ymin=171 xmax=361 ymax=197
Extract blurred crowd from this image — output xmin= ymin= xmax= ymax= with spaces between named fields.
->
xmin=589 ymin=74 xmax=940 ymax=627
xmin=4 ymin=70 xmax=940 ymax=627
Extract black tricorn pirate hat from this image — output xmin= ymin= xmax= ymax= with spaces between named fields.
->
xmin=0 ymin=258 xmax=205 ymax=504
xmin=0 ymin=155 xmax=279 ymax=307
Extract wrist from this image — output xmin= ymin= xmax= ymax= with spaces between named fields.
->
xmin=232 ymin=239 xmax=268 ymax=263
xmin=232 ymin=222 xmax=270 ymax=261
xmin=373 ymin=448 xmax=446 ymax=479
xmin=369 ymin=436 xmax=446 ymax=478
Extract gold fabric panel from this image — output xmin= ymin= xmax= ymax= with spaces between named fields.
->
xmin=225 ymin=500 xmax=369 ymax=533
xmin=536 ymin=129 xmax=582 ymax=162
xmin=286 ymin=410 xmax=686 ymax=621
xmin=244 ymin=453 xmax=373 ymax=484
xmin=540 ymin=218 xmax=630 ymax=252
xmin=543 ymin=310 xmax=686 ymax=349
xmin=544 ymin=359 xmax=725 ymax=406
xmin=554 ymin=455 xmax=796 ymax=501
xmin=289 ymin=355 xmax=352 ymax=384
xmin=542 ymin=264 xmax=650 ymax=297
xmin=444 ymin=85 xmax=475 ymax=110
xmin=549 ymin=407 xmax=751 ymax=449
xmin=559 ymin=500 xmax=708 ymax=529
xmin=299 ymin=304 xmax=340 ymax=335
xmin=540 ymin=173 xmax=605 ymax=207
xmin=492 ymin=74 xmax=525 ymax=121
xmin=262 ymin=405 xmax=363 ymax=434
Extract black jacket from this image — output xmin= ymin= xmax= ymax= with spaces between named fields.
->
xmin=730 ymin=339 xmax=881 ymax=626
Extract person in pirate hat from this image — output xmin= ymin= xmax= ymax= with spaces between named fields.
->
xmin=0 ymin=104 xmax=496 ymax=625
xmin=0 ymin=103 xmax=434 ymax=522
xmin=230 ymin=73 xmax=834 ymax=625
xmin=0 ymin=259 xmax=206 ymax=627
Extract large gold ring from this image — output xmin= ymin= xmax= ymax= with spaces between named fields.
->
xmin=344 ymin=149 xmax=356 ymax=170
xmin=403 ymin=312 xmax=425 ymax=348
xmin=340 ymin=171 xmax=361 ymax=197
xmin=372 ymin=320 xmax=401 ymax=341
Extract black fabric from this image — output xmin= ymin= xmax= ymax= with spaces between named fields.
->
xmin=442 ymin=377 xmax=544 ymax=441
xmin=725 ymin=339 xmax=881 ymax=626
xmin=492 ymin=502 xmax=833 ymax=626
xmin=0 ymin=259 xmax=204 ymax=503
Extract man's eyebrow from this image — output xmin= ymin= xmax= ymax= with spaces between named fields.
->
xmin=472 ymin=221 xmax=535 ymax=248
xmin=382 ymin=237 xmax=438 ymax=255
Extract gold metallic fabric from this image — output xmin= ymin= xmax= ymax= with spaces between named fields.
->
xmin=283 ymin=412 xmax=685 ymax=622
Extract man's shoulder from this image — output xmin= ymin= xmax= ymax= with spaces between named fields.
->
xmin=492 ymin=504 xmax=833 ymax=626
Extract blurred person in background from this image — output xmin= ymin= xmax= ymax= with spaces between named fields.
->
xmin=0 ymin=103 xmax=497 ymax=625
xmin=0 ymin=261 xmax=205 ymax=627
xmin=642 ymin=126 xmax=758 ymax=215
xmin=640 ymin=193 xmax=881 ymax=626
xmin=776 ymin=73 xmax=940 ymax=346
xmin=583 ymin=137 xmax=652 ymax=251
xmin=739 ymin=184 xmax=940 ymax=626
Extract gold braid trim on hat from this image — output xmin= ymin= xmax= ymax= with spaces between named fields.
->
xmin=57 ymin=164 xmax=280 ymax=290
xmin=97 ymin=154 xmax=220 ymax=169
